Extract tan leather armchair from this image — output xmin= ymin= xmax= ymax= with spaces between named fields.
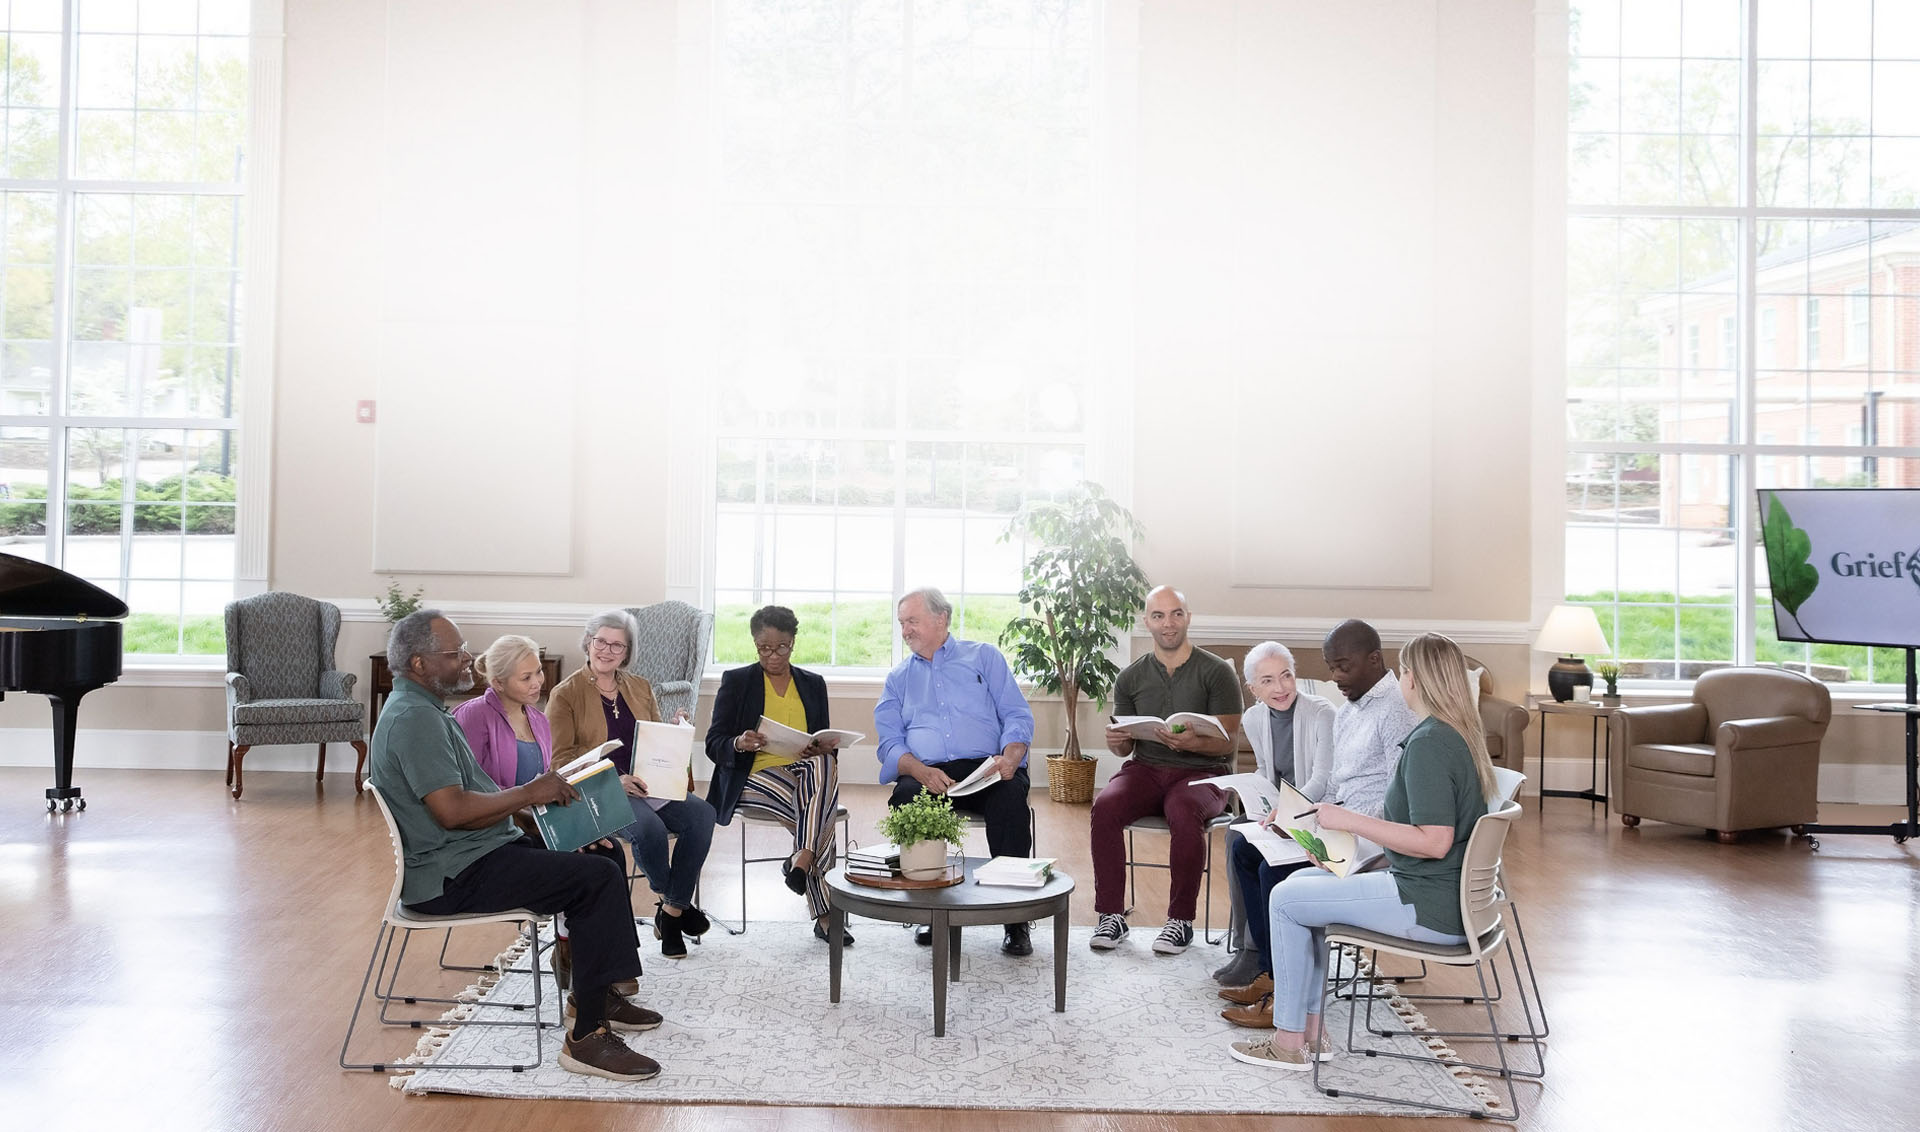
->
xmin=1611 ymin=667 xmax=1830 ymax=842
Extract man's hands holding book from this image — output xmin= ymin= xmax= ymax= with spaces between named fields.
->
xmin=523 ymin=769 xmax=581 ymax=807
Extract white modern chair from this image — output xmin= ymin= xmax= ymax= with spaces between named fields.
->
xmin=1313 ymin=800 xmax=1545 ymax=1121
xmin=339 ymin=787 xmax=551 ymax=1073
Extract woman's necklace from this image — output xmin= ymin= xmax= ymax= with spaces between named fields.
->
xmin=597 ymin=674 xmax=620 ymax=719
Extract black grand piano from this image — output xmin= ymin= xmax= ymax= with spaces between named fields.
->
xmin=0 ymin=553 xmax=126 ymax=811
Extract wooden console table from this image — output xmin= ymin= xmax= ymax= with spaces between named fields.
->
xmin=369 ymin=650 xmax=564 ymax=733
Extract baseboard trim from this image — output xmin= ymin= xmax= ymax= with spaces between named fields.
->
xmin=6 ymin=731 xmax=1899 ymax=807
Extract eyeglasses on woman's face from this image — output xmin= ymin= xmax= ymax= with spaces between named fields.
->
xmin=755 ymin=641 xmax=793 ymax=657
xmin=589 ymin=636 xmax=629 ymax=654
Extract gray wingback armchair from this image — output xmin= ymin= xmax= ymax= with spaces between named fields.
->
xmin=623 ymin=600 xmax=715 ymax=722
xmin=224 ymin=592 xmax=367 ymax=800
xmin=1611 ymin=666 xmax=1830 ymax=842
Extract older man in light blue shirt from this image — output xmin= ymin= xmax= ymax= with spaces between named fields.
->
xmin=876 ymin=586 xmax=1036 ymax=955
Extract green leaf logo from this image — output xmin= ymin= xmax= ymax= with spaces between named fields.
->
xmin=1763 ymin=492 xmax=1819 ymax=637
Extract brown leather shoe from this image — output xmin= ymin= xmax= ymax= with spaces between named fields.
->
xmin=611 ymin=978 xmax=639 ymax=997
xmin=1217 ymin=972 xmax=1273 ymax=1005
xmin=559 ymin=1027 xmax=660 ymax=1082
xmin=566 ymin=991 xmax=663 ymax=1032
xmin=1221 ymin=992 xmax=1274 ymax=1029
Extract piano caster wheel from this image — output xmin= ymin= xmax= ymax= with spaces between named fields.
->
xmin=76 ymin=798 xmax=86 ymax=811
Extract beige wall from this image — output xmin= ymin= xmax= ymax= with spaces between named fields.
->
xmin=3 ymin=0 xmax=1908 ymax=797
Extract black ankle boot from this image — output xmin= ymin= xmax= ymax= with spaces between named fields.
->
xmin=653 ymin=907 xmax=688 ymax=959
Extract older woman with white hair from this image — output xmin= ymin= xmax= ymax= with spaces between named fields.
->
xmin=1213 ymin=642 xmax=1338 ymax=1006
xmin=549 ymin=609 xmax=717 ymax=959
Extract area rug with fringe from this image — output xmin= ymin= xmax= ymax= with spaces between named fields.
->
xmin=395 ymin=918 xmax=1502 ymax=1116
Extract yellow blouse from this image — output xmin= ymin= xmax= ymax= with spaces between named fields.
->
xmin=752 ymin=672 xmax=809 ymax=774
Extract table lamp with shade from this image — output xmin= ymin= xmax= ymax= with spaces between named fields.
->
xmin=1535 ymin=604 xmax=1612 ymax=702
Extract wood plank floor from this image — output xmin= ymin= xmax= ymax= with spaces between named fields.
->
xmin=1 ymin=766 xmax=1915 ymax=1131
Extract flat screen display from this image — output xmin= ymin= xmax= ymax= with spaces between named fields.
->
xmin=1758 ymin=488 xmax=1920 ymax=648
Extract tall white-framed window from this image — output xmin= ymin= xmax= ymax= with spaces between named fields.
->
xmin=1565 ymin=0 xmax=1920 ymax=686
xmin=0 ymin=1 xmax=250 ymax=656
xmin=705 ymin=0 xmax=1103 ymax=671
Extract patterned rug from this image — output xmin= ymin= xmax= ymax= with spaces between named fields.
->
xmin=395 ymin=917 xmax=1503 ymax=1116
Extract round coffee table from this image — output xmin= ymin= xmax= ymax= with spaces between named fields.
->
xmin=824 ymin=855 xmax=1075 ymax=1036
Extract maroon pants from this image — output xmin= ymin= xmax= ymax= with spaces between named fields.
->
xmin=1089 ymin=760 xmax=1229 ymax=919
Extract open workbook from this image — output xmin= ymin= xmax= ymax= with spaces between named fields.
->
xmin=1110 ymin=713 xmax=1229 ymax=741
xmin=943 ymin=757 xmax=1004 ymax=798
xmin=1197 ymin=771 xmax=1381 ymax=879
xmin=753 ymin=716 xmax=866 ymax=766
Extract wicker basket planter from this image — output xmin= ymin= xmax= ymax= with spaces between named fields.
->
xmin=1046 ymin=754 xmax=1097 ymax=804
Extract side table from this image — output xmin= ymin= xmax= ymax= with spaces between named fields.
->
xmin=1533 ymin=697 xmax=1620 ymax=815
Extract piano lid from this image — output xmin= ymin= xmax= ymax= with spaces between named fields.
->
xmin=0 ymin=553 xmax=130 ymax=619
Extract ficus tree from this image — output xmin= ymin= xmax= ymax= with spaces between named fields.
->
xmin=998 ymin=482 xmax=1148 ymax=761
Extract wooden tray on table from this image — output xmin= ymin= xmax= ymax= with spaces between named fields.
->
xmin=843 ymin=862 xmax=966 ymax=889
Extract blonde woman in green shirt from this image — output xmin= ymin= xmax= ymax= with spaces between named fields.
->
xmin=1229 ymin=632 xmax=1497 ymax=1072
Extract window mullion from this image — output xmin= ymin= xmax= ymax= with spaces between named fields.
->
xmin=46 ymin=2 xmax=79 ymax=569
xmin=1733 ymin=0 xmax=1760 ymax=667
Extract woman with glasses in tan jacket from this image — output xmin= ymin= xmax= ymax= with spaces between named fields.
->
xmin=548 ymin=608 xmax=716 ymax=959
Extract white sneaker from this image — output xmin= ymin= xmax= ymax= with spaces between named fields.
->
xmin=1228 ymin=1037 xmax=1311 ymax=1072
xmin=1089 ymin=913 xmax=1129 ymax=950
xmin=1152 ymin=918 xmax=1194 ymax=955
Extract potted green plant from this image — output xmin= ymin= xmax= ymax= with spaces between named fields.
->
xmin=1595 ymin=660 xmax=1621 ymax=699
xmin=879 ymin=792 xmax=965 ymax=879
xmin=998 ymin=481 xmax=1149 ymax=804
xmin=375 ymin=578 xmax=426 ymax=623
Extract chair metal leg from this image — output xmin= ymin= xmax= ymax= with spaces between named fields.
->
xmin=1342 ymin=947 xmax=1546 ymax=1078
xmin=715 ymin=807 xmax=850 ymax=938
xmin=1201 ymin=821 xmax=1224 ymax=945
xmin=342 ymin=919 xmax=548 ymax=1073
xmin=1311 ymin=951 xmax=1524 ymax=1121
xmin=1344 ymin=902 xmax=1549 ymax=1043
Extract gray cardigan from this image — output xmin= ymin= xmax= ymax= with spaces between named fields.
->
xmin=1244 ymin=691 xmax=1337 ymax=793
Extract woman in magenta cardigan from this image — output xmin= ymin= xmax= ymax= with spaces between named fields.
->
xmin=454 ymin=634 xmax=638 ymax=997
xmin=454 ymin=635 xmax=555 ymax=790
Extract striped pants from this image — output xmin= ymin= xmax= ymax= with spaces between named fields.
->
xmin=736 ymin=753 xmax=841 ymax=919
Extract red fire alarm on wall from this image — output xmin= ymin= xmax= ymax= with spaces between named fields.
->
xmin=356 ymin=400 xmax=376 ymax=424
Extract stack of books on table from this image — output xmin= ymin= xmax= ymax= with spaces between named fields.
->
xmin=973 ymin=856 xmax=1058 ymax=887
xmin=846 ymin=843 xmax=903 ymax=880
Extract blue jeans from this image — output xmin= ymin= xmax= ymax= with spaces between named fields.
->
xmin=1227 ymin=829 xmax=1311 ymax=977
xmin=618 ymin=793 xmax=716 ymax=909
xmin=1269 ymin=869 xmax=1466 ymax=1032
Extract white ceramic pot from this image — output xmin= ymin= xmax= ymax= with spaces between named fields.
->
xmin=898 ymin=839 xmax=949 ymax=880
